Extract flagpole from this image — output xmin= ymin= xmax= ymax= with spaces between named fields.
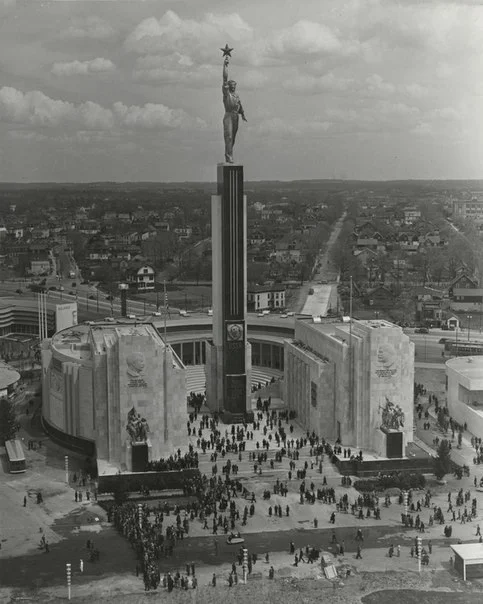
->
xmin=349 ymin=275 xmax=353 ymax=414
xmin=163 ymin=281 xmax=168 ymax=443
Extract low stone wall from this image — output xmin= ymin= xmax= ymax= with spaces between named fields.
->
xmin=98 ymin=468 xmax=201 ymax=494
xmin=333 ymin=454 xmax=435 ymax=478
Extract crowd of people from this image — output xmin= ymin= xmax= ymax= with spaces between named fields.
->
xmin=88 ymin=385 xmax=483 ymax=590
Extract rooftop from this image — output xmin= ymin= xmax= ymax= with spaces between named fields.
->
xmin=0 ymin=362 xmax=20 ymax=390
xmin=450 ymin=543 xmax=483 ymax=562
xmin=446 ymin=356 xmax=483 ymax=384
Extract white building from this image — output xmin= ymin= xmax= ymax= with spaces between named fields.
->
xmin=446 ymin=356 xmax=483 ymax=436
xmin=247 ymin=285 xmax=286 ymax=311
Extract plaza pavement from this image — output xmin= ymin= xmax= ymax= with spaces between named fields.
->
xmin=3 ymin=367 xmax=483 ymax=593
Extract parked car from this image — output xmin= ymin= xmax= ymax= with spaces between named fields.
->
xmin=415 ymin=327 xmax=429 ymax=334
xmin=152 ymin=311 xmax=162 ymax=317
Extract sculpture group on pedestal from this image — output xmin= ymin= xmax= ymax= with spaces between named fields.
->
xmin=380 ymin=396 xmax=405 ymax=430
xmin=126 ymin=406 xmax=150 ymax=442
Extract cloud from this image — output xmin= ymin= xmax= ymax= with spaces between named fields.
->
xmin=365 ymin=74 xmax=395 ymax=95
xmin=237 ymin=70 xmax=268 ymax=89
xmin=133 ymin=53 xmax=217 ymax=84
xmin=256 ymin=117 xmax=331 ymax=138
xmin=429 ymin=106 xmax=461 ymax=121
xmin=263 ymin=20 xmax=344 ymax=57
xmin=113 ymin=102 xmax=206 ymax=130
xmin=284 ymin=72 xmax=353 ymax=94
xmin=0 ymin=86 xmax=204 ymax=133
xmin=410 ymin=123 xmax=432 ymax=135
xmin=125 ymin=10 xmax=252 ymax=58
xmin=60 ymin=16 xmax=115 ymax=40
xmin=403 ymin=83 xmax=428 ymax=99
xmin=52 ymin=58 xmax=116 ymax=76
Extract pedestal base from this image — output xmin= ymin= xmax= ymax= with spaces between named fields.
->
xmin=125 ymin=439 xmax=152 ymax=472
xmin=379 ymin=427 xmax=404 ymax=459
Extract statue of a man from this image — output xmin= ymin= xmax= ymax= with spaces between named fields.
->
xmin=222 ymin=56 xmax=247 ymax=163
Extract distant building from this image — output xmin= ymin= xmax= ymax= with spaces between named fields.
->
xmin=247 ymin=285 xmax=286 ymax=311
xmin=403 ymin=207 xmax=421 ymax=224
xmin=30 ymin=257 xmax=51 ymax=275
xmin=452 ymin=198 xmax=483 ymax=224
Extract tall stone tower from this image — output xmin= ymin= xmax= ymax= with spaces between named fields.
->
xmin=206 ymin=164 xmax=251 ymax=422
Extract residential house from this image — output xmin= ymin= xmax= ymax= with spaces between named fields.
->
xmin=174 ymin=227 xmax=192 ymax=240
xmin=364 ymin=285 xmax=396 ymax=310
xmin=247 ymin=285 xmax=286 ymax=311
xmin=31 ymin=226 xmax=50 ymax=239
xmin=8 ymin=227 xmax=23 ymax=239
xmin=450 ymin=288 xmax=483 ymax=311
xmin=412 ymin=286 xmax=445 ymax=324
xmin=403 ymin=207 xmax=421 ymax=224
xmin=125 ymin=262 xmax=155 ymax=292
xmin=353 ymin=247 xmax=378 ymax=268
xmin=355 ymin=237 xmax=386 ymax=252
xmin=79 ymin=221 xmax=100 ymax=235
xmin=272 ymin=241 xmax=302 ymax=264
xmin=448 ymin=273 xmax=479 ymax=298
xmin=30 ymin=255 xmax=51 ymax=275
xmin=248 ymin=231 xmax=266 ymax=246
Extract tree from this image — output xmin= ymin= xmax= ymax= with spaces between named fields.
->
xmin=0 ymin=397 xmax=17 ymax=445
xmin=434 ymin=439 xmax=452 ymax=480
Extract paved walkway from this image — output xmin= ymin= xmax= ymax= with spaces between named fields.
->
xmin=414 ymin=390 xmax=483 ymax=475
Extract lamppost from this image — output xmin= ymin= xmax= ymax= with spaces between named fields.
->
xmin=467 ymin=315 xmax=472 ymax=341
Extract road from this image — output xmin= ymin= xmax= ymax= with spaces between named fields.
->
xmin=293 ymin=211 xmax=346 ymax=314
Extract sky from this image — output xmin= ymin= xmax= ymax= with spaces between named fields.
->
xmin=0 ymin=0 xmax=482 ymax=182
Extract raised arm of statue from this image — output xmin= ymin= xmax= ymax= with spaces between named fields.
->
xmin=223 ymin=56 xmax=229 ymax=86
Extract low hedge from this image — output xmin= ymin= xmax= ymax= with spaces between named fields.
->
xmin=98 ymin=468 xmax=201 ymax=495
xmin=354 ymin=472 xmax=426 ymax=493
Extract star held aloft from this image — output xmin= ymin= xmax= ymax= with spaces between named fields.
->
xmin=220 ymin=44 xmax=233 ymax=58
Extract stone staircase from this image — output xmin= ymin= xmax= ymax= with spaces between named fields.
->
xmin=185 ymin=365 xmax=283 ymax=397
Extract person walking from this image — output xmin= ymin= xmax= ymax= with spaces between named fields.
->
xmin=356 ymin=544 xmax=362 ymax=559
xmin=23 ymin=495 xmax=27 ymax=507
